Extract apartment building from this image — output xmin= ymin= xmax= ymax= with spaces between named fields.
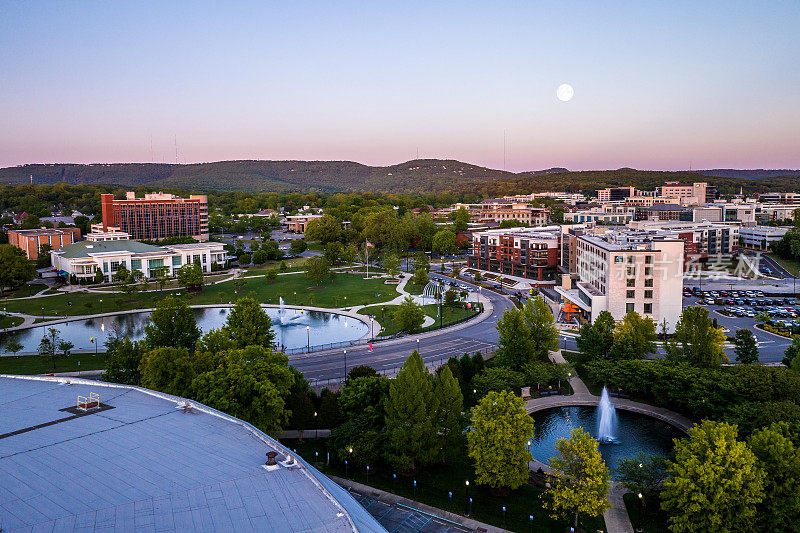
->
xmin=454 ymin=201 xmax=549 ymax=226
xmin=8 ymin=228 xmax=82 ymax=260
xmin=564 ymin=205 xmax=635 ymax=224
xmin=597 ymin=187 xmax=636 ymax=202
xmin=100 ymin=192 xmax=209 ymax=242
xmin=557 ymin=235 xmax=684 ymax=332
xmin=468 ymin=226 xmax=560 ymax=282
xmin=626 ymin=221 xmax=738 ymax=258
xmin=51 ymin=239 xmax=226 ymax=280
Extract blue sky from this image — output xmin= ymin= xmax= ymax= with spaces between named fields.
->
xmin=1 ymin=1 xmax=798 ymax=171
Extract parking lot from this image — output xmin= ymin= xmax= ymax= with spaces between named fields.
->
xmin=684 ymin=288 xmax=796 ymax=363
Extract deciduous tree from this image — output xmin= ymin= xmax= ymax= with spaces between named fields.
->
xmin=0 ymin=244 xmax=35 ymax=296
xmin=576 ymin=310 xmax=616 ymax=361
xmin=467 ymin=390 xmax=533 ymax=490
xmin=224 ymin=297 xmax=276 ymax=349
xmin=609 ymin=311 xmax=657 ymax=360
xmin=748 ymin=423 xmax=800 ymax=532
xmin=665 ymin=306 xmax=728 ymax=368
xmin=144 ymin=296 xmax=201 ymax=350
xmin=393 ymin=296 xmax=425 ymax=332
xmin=661 ymin=421 xmax=764 ymax=533
xmin=544 ymin=427 xmax=610 ymax=529
xmin=139 ymin=346 xmax=196 ymax=397
xmin=305 ymin=256 xmax=331 ymax=286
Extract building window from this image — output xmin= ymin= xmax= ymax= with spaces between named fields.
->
xmin=645 ymin=290 xmax=653 ymax=299
xmin=627 ymin=278 xmax=635 ymax=287
xmin=626 ymin=303 xmax=635 ymax=313
xmin=172 ymin=256 xmax=182 ymax=267
xmin=110 ymin=261 xmax=120 ymax=272
xmin=131 ymin=259 xmax=142 ymax=270
xmin=627 ymin=267 xmax=636 ymax=276
xmin=644 ymin=303 xmax=653 ymax=314
xmin=645 ymin=255 xmax=653 ymax=264
xmin=645 ymin=267 xmax=652 ymax=276
xmin=626 ymin=290 xmax=635 ymax=298
xmin=645 ymin=278 xmax=654 ymax=287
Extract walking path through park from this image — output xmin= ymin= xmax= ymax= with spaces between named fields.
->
xmin=524 ymin=349 xmax=693 ymax=533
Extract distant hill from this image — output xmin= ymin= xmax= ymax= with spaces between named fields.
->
xmin=0 ymin=160 xmax=797 ymax=196
xmin=695 ymin=169 xmax=800 ymax=180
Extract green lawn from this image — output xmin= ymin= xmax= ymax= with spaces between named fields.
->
xmin=0 ymin=314 xmax=24 ymax=329
xmin=624 ymin=493 xmax=669 ymax=533
xmin=244 ymin=256 xmax=310 ymax=274
xmin=0 ymin=273 xmax=399 ymax=317
xmin=0 ymin=353 xmax=108 ymax=374
xmin=359 ymin=303 xmax=479 ymax=336
xmin=280 ymin=437 xmax=605 ymax=533
xmin=768 ymin=253 xmax=800 ymax=277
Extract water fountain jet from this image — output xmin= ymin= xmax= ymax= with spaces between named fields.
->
xmin=597 ymin=386 xmax=618 ymax=444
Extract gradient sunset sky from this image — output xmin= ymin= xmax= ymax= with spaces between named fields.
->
xmin=2 ymin=1 xmax=799 ymax=171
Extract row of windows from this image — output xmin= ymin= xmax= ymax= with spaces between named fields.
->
xmin=626 ymin=302 xmax=654 ymax=314
xmin=626 ymin=290 xmax=654 ymax=299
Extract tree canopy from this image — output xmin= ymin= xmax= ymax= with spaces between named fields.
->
xmin=224 ymin=297 xmax=276 ymax=349
xmin=144 ymin=296 xmax=201 ymax=350
xmin=467 ymin=390 xmax=534 ymax=490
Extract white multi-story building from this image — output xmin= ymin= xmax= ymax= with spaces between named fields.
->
xmin=564 ymin=205 xmax=635 ymax=224
xmin=51 ymin=239 xmax=227 ymax=280
xmin=557 ymin=235 xmax=684 ymax=332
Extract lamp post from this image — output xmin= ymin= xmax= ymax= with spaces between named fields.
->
xmin=465 ymin=480 xmax=470 ymax=516
xmin=99 ymin=299 xmax=103 ymax=315
xmin=306 ymin=325 xmax=310 ymax=352
xmin=416 ymin=338 xmax=420 ymax=354
xmin=343 ymin=349 xmax=347 ymax=382
xmin=314 ymin=411 xmax=318 ymax=439
xmin=370 ymin=317 xmax=374 ymax=341
xmin=293 ymin=291 xmax=297 ymax=305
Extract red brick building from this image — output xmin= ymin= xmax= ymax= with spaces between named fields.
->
xmin=101 ymin=192 xmax=209 ymax=242
xmin=469 ymin=227 xmax=560 ymax=282
xmin=8 ymin=228 xmax=82 ymax=260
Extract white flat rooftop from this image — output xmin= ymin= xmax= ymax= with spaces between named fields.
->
xmin=0 ymin=375 xmax=383 ymax=533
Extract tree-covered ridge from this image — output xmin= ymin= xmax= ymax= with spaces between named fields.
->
xmin=2 ymin=159 xmax=797 ymax=195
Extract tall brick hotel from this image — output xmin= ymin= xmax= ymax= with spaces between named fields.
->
xmin=100 ymin=192 xmax=209 ymax=242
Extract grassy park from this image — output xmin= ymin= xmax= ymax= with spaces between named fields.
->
xmin=0 ymin=273 xmax=400 ymax=318
xmin=359 ymin=303 xmax=479 ymax=336
xmin=0 ymin=353 xmax=108 ymax=374
xmin=0 ymin=314 xmax=24 ymax=329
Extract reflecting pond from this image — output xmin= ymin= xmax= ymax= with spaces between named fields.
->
xmin=5 ymin=306 xmax=368 ymax=353
xmin=528 ymin=406 xmax=683 ymax=477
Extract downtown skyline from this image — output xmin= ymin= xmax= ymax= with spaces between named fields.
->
xmin=1 ymin=1 xmax=799 ymax=172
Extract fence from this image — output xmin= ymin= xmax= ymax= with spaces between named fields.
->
xmin=307 ymin=344 xmax=496 ymax=390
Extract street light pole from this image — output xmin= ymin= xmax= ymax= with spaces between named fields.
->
xmin=343 ymin=349 xmax=347 ymax=382
xmin=306 ymin=325 xmax=310 ymax=352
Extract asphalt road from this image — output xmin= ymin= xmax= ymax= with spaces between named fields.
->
xmin=288 ymin=274 xmax=514 ymax=385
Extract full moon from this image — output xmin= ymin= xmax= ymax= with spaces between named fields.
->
xmin=557 ymin=83 xmax=574 ymax=102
